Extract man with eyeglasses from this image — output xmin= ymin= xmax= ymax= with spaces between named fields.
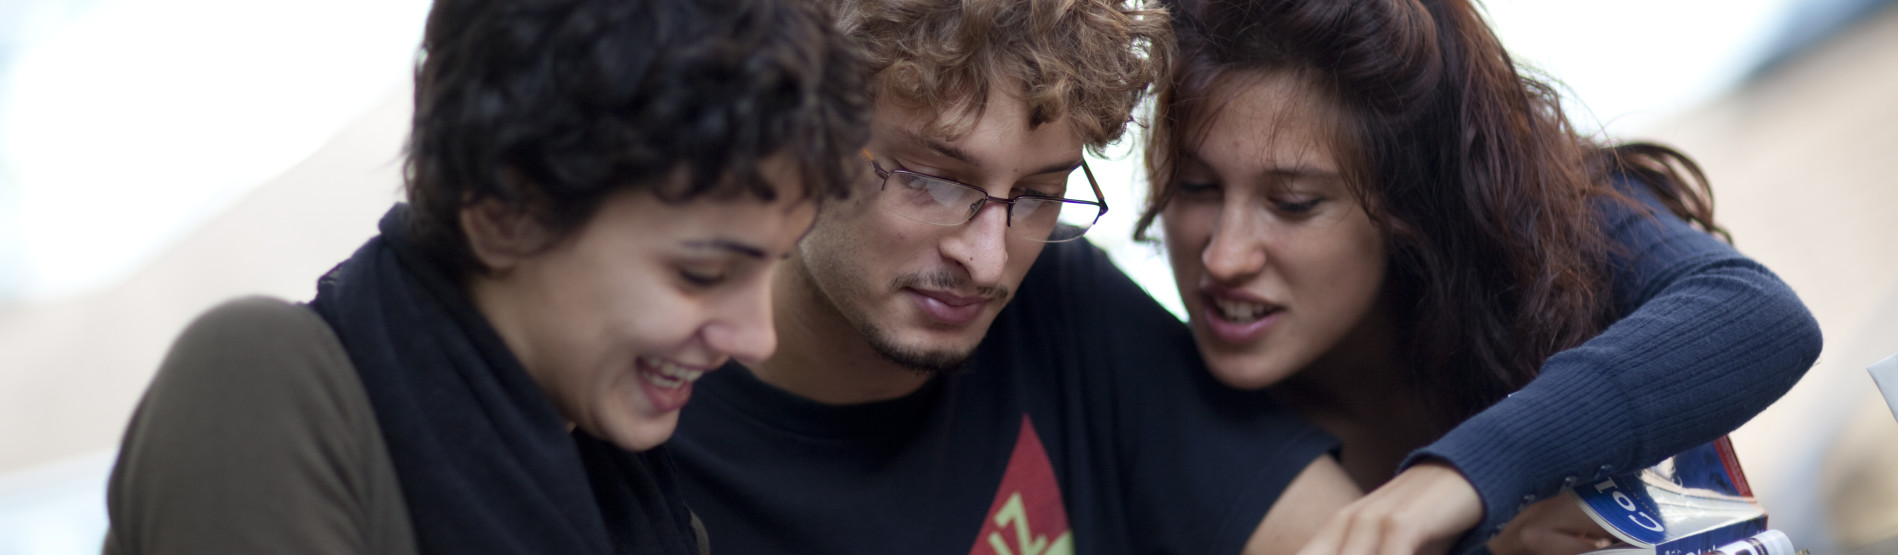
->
xmin=667 ymin=0 xmax=1351 ymax=553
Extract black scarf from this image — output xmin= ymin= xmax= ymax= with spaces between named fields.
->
xmin=308 ymin=205 xmax=699 ymax=555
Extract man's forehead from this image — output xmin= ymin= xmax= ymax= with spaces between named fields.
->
xmin=871 ymin=98 xmax=1087 ymax=174
xmin=883 ymin=126 xmax=974 ymax=163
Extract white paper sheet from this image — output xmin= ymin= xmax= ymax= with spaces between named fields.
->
xmin=1870 ymin=352 xmax=1898 ymax=422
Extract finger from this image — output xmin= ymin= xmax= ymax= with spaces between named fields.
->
xmin=1489 ymin=532 xmax=1527 ymax=555
xmin=1541 ymin=500 xmax=1610 ymax=538
xmin=1492 ymin=496 xmax=1615 ymax=555
xmin=1416 ymin=528 xmax=1458 ymax=555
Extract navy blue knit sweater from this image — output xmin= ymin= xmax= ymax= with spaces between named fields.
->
xmin=1407 ymin=182 xmax=1822 ymax=553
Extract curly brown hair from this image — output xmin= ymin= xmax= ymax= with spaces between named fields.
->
xmin=836 ymin=0 xmax=1173 ymax=153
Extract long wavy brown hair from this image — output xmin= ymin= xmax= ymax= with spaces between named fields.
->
xmin=1135 ymin=0 xmax=1724 ymax=428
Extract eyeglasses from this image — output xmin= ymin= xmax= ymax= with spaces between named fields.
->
xmin=863 ymin=151 xmax=1108 ymax=243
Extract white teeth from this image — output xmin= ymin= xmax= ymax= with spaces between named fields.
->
xmin=1212 ymin=298 xmax=1273 ymax=323
xmin=638 ymin=357 xmax=707 ymax=390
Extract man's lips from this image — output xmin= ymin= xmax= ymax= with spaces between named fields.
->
xmin=915 ymin=288 xmax=987 ymax=306
xmin=908 ymin=288 xmax=989 ymax=326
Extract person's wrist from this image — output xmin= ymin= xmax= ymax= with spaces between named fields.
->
xmin=1405 ymin=460 xmax=1484 ymax=549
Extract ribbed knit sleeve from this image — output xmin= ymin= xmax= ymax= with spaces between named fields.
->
xmin=1406 ymin=182 xmax=1823 ymax=554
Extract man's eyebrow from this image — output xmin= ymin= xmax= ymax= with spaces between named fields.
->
xmin=1027 ymin=159 xmax=1084 ymax=177
xmin=908 ymin=133 xmax=972 ymax=164
xmin=899 ymin=130 xmax=1083 ymax=177
xmin=682 ymin=239 xmax=768 ymax=259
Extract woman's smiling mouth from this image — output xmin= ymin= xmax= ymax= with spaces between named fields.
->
xmin=1200 ymin=286 xmax=1285 ymax=344
xmin=634 ymin=356 xmax=718 ymax=413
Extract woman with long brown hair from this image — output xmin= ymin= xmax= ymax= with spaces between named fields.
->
xmin=1140 ymin=0 xmax=1821 ymax=552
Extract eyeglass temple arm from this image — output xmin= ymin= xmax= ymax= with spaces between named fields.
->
xmin=1079 ymin=159 xmax=1108 ymax=215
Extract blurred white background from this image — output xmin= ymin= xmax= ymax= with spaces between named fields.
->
xmin=0 ymin=0 xmax=430 ymax=303
xmin=3 ymin=0 xmax=1895 ymax=553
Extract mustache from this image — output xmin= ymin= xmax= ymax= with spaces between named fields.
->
xmin=890 ymin=271 xmax=1011 ymax=302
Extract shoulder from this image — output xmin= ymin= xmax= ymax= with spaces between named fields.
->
xmin=108 ymin=297 xmax=409 ymax=553
xmin=137 ymin=295 xmax=374 ymax=452
xmin=133 ymin=294 xmax=374 ymax=443
xmin=1594 ymin=173 xmax=1669 ymax=223
xmin=1592 ymin=172 xmax=1720 ymax=249
xmin=130 ymin=298 xmax=368 ymax=442
xmin=1590 ymin=172 xmax=1770 ymax=306
xmin=192 ymin=295 xmax=327 ymax=330
xmin=1018 ymin=240 xmax=1170 ymax=320
xmin=999 ymin=240 xmax=1199 ymax=367
xmin=1022 ymin=239 xmax=1118 ymax=291
xmin=151 ymin=297 xmax=356 ymax=402
xmin=171 ymin=296 xmax=345 ymax=364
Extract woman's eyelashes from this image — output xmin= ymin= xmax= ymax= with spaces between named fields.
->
xmin=1272 ymin=196 xmax=1323 ymax=215
xmin=678 ymin=269 xmax=725 ymax=287
xmin=1176 ymin=180 xmax=1221 ymax=200
xmin=1174 ymin=179 xmax=1321 ymax=216
xmin=676 ymin=262 xmax=736 ymax=288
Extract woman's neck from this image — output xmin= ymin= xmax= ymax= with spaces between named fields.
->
xmin=1272 ymin=303 xmax=1443 ymax=491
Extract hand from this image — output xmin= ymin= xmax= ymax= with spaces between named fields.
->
xmin=1486 ymin=496 xmax=1617 ymax=555
xmin=1294 ymin=460 xmax=1483 ymax=555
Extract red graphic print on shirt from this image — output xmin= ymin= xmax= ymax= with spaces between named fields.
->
xmin=967 ymin=415 xmax=1073 ymax=555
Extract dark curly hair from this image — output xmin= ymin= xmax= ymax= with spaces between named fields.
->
xmin=405 ymin=0 xmax=871 ymax=278
xmin=1139 ymin=0 xmax=1724 ymax=428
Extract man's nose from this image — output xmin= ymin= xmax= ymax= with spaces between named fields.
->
xmin=940 ymin=200 xmax=1010 ymax=288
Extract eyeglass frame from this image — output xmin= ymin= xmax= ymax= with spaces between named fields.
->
xmin=862 ymin=150 xmax=1109 ymax=243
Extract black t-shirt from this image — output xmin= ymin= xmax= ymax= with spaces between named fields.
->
xmin=671 ymin=240 xmax=1337 ymax=554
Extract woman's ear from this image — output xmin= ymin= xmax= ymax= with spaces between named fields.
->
xmin=460 ymin=199 xmax=549 ymax=272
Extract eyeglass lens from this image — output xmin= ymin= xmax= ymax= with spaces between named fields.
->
xmin=883 ymin=172 xmax=1098 ymax=242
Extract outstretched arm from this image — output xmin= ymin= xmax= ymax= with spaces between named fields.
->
xmin=1414 ymin=182 xmax=1819 ymax=552
xmin=1289 ymin=181 xmax=1822 ymax=555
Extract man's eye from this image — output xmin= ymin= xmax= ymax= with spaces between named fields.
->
xmin=1014 ymin=187 xmax=1062 ymax=199
xmin=892 ymin=159 xmax=956 ymax=180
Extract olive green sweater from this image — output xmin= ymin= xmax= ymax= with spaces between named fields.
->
xmin=104 ymin=296 xmax=712 ymax=554
xmin=104 ymin=297 xmax=418 ymax=554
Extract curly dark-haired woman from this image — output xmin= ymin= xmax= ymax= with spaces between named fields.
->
xmin=1139 ymin=0 xmax=1822 ymax=553
xmin=100 ymin=0 xmax=868 ymax=553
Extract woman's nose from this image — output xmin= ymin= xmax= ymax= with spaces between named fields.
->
xmin=1202 ymin=207 xmax=1267 ymax=281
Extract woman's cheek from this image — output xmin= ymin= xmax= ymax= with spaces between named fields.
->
xmin=1161 ymin=213 xmax=1208 ymax=293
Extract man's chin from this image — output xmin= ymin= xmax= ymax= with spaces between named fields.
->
xmin=878 ymin=346 xmax=973 ymax=375
xmin=859 ymin=323 xmax=978 ymax=375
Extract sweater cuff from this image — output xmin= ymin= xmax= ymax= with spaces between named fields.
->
xmin=1399 ymin=357 xmax=1639 ymax=554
